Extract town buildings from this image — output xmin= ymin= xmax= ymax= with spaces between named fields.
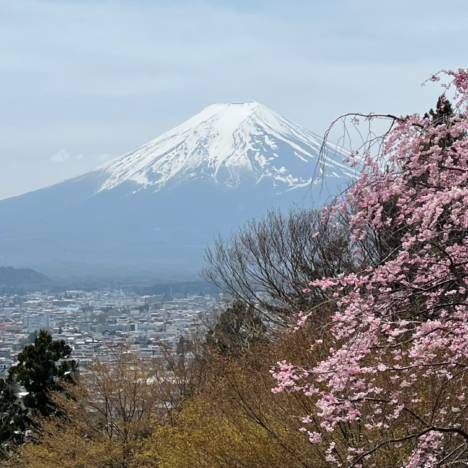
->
xmin=0 ymin=289 xmax=218 ymax=373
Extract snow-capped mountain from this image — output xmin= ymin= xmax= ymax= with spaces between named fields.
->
xmin=92 ymin=101 xmax=351 ymax=193
xmin=0 ymin=102 xmax=351 ymax=275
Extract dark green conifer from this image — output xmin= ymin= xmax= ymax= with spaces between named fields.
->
xmin=0 ymin=378 xmax=27 ymax=456
xmin=8 ymin=330 xmax=77 ymax=418
xmin=206 ymin=301 xmax=266 ymax=356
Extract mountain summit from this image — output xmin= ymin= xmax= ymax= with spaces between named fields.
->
xmin=93 ymin=101 xmax=351 ymax=193
xmin=0 ymin=102 xmax=350 ymax=275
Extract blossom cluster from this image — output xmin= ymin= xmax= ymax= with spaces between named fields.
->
xmin=273 ymin=69 xmax=468 ymax=467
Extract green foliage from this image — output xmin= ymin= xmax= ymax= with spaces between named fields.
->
xmin=425 ymin=94 xmax=454 ymax=125
xmin=423 ymin=95 xmax=464 ymax=150
xmin=0 ymin=379 xmax=27 ymax=457
xmin=8 ymin=330 xmax=78 ymax=418
xmin=206 ymin=301 xmax=266 ymax=356
xmin=26 ymin=331 xmax=37 ymax=345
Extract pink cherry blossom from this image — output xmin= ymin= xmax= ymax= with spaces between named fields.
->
xmin=272 ymin=69 xmax=468 ymax=467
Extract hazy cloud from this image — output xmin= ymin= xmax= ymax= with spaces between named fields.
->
xmin=50 ymin=150 xmax=86 ymax=163
xmin=50 ymin=150 xmax=72 ymax=163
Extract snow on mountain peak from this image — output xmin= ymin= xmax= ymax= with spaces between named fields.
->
xmin=95 ymin=101 xmax=352 ymax=193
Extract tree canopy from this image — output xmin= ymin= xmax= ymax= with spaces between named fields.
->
xmin=8 ymin=329 xmax=77 ymax=418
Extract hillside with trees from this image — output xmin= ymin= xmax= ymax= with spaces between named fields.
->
xmin=0 ymin=267 xmax=51 ymax=288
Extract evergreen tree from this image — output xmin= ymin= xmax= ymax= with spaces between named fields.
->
xmin=27 ymin=330 xmax=37 ymax=344
xmin=176 ymin=336 xmax=192 ymax=356
xmin=424 ymin=94 xmax=460 ymax=149
xmin=8 ymin=330 xmax=78 ymax=418
xmin=0 ymin=379 xmax=27 ymax=457
xmin=206 ymin=301 xmax=266 ymax=356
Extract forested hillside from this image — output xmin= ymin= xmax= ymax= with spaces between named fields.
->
xmin=0 ymin=267 xmax=50 ymax=287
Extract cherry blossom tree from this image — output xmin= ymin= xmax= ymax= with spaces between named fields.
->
xmin=273 ymin=69 xmax=468 ymax=467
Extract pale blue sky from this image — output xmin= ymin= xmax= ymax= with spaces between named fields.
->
xmin=0 ymin=0 xmax=467 ymax=198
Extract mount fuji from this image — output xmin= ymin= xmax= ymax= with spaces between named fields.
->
xmin=0 ymin=102 xmax=352 ymax=276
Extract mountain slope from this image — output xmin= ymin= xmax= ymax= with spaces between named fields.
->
xmin=93 ymin=101 xmax=352 ymax=193
xmin=0 ymin=266 xmax=51 ymax=287
xmin=0 ymin=102 xmax=351 ymax=275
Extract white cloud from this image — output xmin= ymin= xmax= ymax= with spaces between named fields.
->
xmin=49 ymin=149 xmax=71 ymax=163
xmin=50 ymin=150 xmax=85 ymax=163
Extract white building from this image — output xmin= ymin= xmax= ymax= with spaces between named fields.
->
xmin=23 ymin=313 xmax=50 ymax=330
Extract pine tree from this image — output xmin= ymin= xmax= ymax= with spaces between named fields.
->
xmin=8 ymin=330 xmax=78 ymax=418
xmin=206 ymin=301 xmax=266 ymax=356
xmin=423 ymin=94 xmax=464 ymax=150
xmin=0 ymin=378 xmax=27 ymax=457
